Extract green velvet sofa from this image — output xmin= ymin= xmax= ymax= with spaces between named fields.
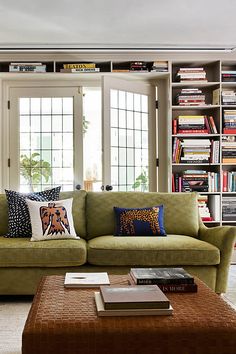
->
xmin=0 ymin=190 xmax=235 ymax=295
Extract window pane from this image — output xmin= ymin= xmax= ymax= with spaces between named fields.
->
xmin=63 ymin=97 xmax=73 ymax=114
xmin=30 ymin=98 xmax=40 ymax=114
xmin=41 ymin=98 xmax=51 ymax=114
xmin=31 ymin=115 xmax=40 ymax=132
xmin=52 ymin=98 xmax=62 ymax=114
xmin=20 ymin=98 xmax=30 ymax=114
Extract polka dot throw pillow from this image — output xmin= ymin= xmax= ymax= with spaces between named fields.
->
xmin=5 ymin=186 xmax=61 ymax=238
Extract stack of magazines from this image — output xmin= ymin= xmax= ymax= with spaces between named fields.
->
xmin=129 ymin=267 xmax=197 ymax=293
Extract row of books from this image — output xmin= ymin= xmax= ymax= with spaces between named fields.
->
xmin=172 ymin=138 xmax=219 ymax=164
xmin=112 ymin=61 xmax=168 ymax=73
xmin=222 ymin=71 xmax=236 ymax=82
xmin=175 ymin=67 xmax=207 ymax=83
xmin=172 ymin=170 xmax=220 ymax=193
xmin=9 ymin=62 xmax=46 ymax=73
xmin=223 ymin=110 xmax=236 ymax=134
xmin=222 ymin=171 xmax=236 ymax=192
xmin=198 ymin=195 xmax=213 ymax=221
xmin=64 ymin=268 xmax=197 ymax=317
xmin=222 ymin=136 xmax=236 ymax=163
xmin=222 ymin=90 xmax=236 ymax=105
xmin=222 ymin=197 xmax=236 ymax=221
xmin=175 ymin=88 xmax=205 ymax=106
xmin=172 ymin=115 xmax=217 ymax=135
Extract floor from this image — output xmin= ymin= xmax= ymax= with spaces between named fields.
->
xmin=0 ymin=266 xmax=236 ymax=354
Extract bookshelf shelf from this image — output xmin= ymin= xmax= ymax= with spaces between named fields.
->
xmin=171 ymin=105 xmax=220 ymax=110
xmin=172 ymin=82 xmax=220 ymax=88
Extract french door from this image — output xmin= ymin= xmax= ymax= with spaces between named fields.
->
xmin=9 ymin=87 xmax=83 ymax=192
xmin=102 ymin=77 xmax=157 ymax=192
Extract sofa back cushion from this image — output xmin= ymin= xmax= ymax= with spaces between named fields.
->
xmin=86 ymin=192 xmax=199 ymax=240
xmin=59 ymin=190 xmax=87 ymax=239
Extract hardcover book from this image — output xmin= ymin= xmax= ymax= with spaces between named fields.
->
xmin=100 ymin=285 xmax=170 ymax=310
xmin=95 ymin=292 xmax=173 ymax=317
xmin=64 ymin=272 xmax=110 ymax=288
xmin=130 ymin=267 xmax=194 ymax=285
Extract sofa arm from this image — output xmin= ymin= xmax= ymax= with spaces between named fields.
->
xmin=199 ymin=225 xmax=236 ymax=293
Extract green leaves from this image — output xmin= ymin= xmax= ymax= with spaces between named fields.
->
xmin=132 ymin=170 xmax=148 ymax=192
xmin=20 ymin=153 xmax=52 ymax=192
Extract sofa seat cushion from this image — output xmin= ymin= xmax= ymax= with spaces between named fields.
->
xmin=0 ymin=236 xmax=87 ymax=267
xmin=87 ymin=235 xmax=220 ymax=266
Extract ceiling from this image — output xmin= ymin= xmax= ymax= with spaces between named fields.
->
xmin=0 ymin=0 xmax=235 ymax=51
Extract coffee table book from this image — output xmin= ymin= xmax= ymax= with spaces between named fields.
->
xmin=94 ymin=292 xmax=173 ymax=317
xmin=100 ymin=285 xmax=170 ymax=310
xmin=64 ymin=272 xmax=110 ymax=288
xmin=130 ymin=267 xmax=194 ymax=285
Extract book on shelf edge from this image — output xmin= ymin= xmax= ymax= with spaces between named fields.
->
xmin=100 ymin=285 xmax=170 ymax=310
xmin=64 ymin=272 xmax=110 ymax=288
xmin=130 ymin=267 xmax=194 ymax=285
xmin=94 ymin=292 xmax=173 ymax=317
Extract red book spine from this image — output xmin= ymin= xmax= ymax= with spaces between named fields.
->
xmin=173 ymin=119 xmax=177 ymax=134
xmin=177 ymin=129 xmax=208 ymax=134
xmin=223 ymin=171 xmax=228 ymax=192
xmin=157 ymin=283 xmax=198 ymax=293
xmin=223 ymin=128 xmax=236 ymax=134
xmin=172 ymin=173 xmax=175 ymax=192
xmin=205 ymin=116 xmax=211 ymax=133
xmin=209 ymin=116 xmax=217 ymax=133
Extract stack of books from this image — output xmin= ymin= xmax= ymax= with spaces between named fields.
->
xmin=175 ymin=88 xmax=206 ymax=106
xmin=222 ymin=171 xmax=236 ymax=192
xmin=64 ymin=272 xmax=110 ymax=288
xmin=172 ymin=115 xmax=217 ymax=135
xmin=222 ymin=71 xmax=236 ymax=82
xmin=129 ymin=268 xmax=197 ymax=293
xmin=60 ymin=63 xmax=100 ymax=73
xmin=9 ymin=62 xmax=46 ymax=73
xmin=151 ymin=61 xmax=168 ymax=72
xmin=95 ymin=284 xmax=173 ymax=317
xmin=198 ymin=195 xmax=213 ymax=222
xmin=222 ymin=197 xmax=236 ymax=221
xmin=223 ymin=110 xmax=236 ymax=134
xmin=175 ymin=67 xmax=207 ymax=83
xmin=172 ymin=170 xmax=220 ymax=193
xmin=172 ymin=138 xmax=218 ymax=164
xmin=130 ymin=62 xmax=148 ymax=72
xmin=222 ymin=136 xmax=236 ymax=163
xmin=222 ymin=90 xmax=236 ymax=105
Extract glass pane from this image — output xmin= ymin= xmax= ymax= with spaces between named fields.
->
xmin=31 ymin=134 xmax=41 ymax=150
xmin=63 ymin=150 xmax=73 ymax=167
xmin=127 ymin=111 xmax=133 ymax=129
xmin=118 ymin=91 xmax=126 ymax=109
xmin=52 ymin=98 xmax=62 ymax=114
xmin=111 ymin=108 xmax=118 ymax=127
xmin=119 ymin=129 xmax=126 ymax=147
xmin=119 ymin=110 xmax=126 ymax=128
xmin=127 ymin=92 xmax=133 ymax=111
xmin=119 ymin=148 xmax=126 ymax=166
xmin=63 ymin=133 xmax=73 ymax=150
xmin=111 ymin=147 xmax=118 ymax=165
xmin=110 ymin=89 xmax=118 ymax=108
xmin=134 ymin=112 xmax=141 ymax=130
xmin=127 ymin=148 xmax=134 ymax=166
xmin=20 ymin=133 xmax=30 ymax=149
xmin=119 ymin=167 xmax=126 ymax=185
xmin=63 ymin=97 xmax=73 ymax=114
xmin=135 ymin=130 xmax=142 ymax=148
xmin=42 ymin=115 xmax=51 ymax=132
xmin=111 ymin=128 xmax=118 ymax=147
xmin=141 ymin=95 xmax=148 ymax=113
xmin=52 ymin=133 xmax=63 ymax=149
xmin=127 ymin=130 xmax=133 ymax=147
xmin=127 ymin=167 xmax=134 ymax=185
xmin=135 ymin=149 xmax=142 ymax=166
xmin=111 ymin=167 xmax=118 ymax=186
xmin=52 ymin=115 xmax=62 ymax=132
xmin=52 ymin=150 xmax=62 ymax=167
xmin=63 ymin=115 xmax=73 ymax=132
xmin=41 ymin=133 xmax=51 ymax=149
xmin=30 ymin=98 xmax=40 ymax=114
xmin=20 ymin=115 xmax=30 ymax=132
xmin=20 ymin=98 xmax=30 ymax=115
xmin=142 ymin=113 xmax=148 ymax=131
xmin=142 ymin=131 xmax=148 ymax=148
xmin=41 ymin=150 xmax=51 ymax=164
xmin=134 ymin=94 xmax=141 ymax=112
xmin=41 ymin=98 xmax=51 ymax=114
xmin=31 ymin=115 xmax=40 ymax=132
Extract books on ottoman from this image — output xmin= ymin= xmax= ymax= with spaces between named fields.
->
xmin=64 ymin=272 xmax=110 ymax=288
xmin=94 ymin=291 xmax=173 ymax=317
xmin=130 ymin=267 xmax=197 ymax=292
xmin=100 ymin=284 xmax=170 ymax=310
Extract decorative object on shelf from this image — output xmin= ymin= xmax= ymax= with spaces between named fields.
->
xmin=60 ymin=63 xmax=100 ymax=73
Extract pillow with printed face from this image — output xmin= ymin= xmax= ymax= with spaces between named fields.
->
xmin=5 ymin=186 xmax=61 ymax=238
xmin=26 ymin=198 xmax=79 ymax=241
xmin=114 ymin=205 xmax=166 ymax=236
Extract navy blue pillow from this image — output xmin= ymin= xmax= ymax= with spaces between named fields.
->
xmin=114 ymin=205 xmax=166 ymax=236
xmin=5 ymin=186 xmax=61 ymax=238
